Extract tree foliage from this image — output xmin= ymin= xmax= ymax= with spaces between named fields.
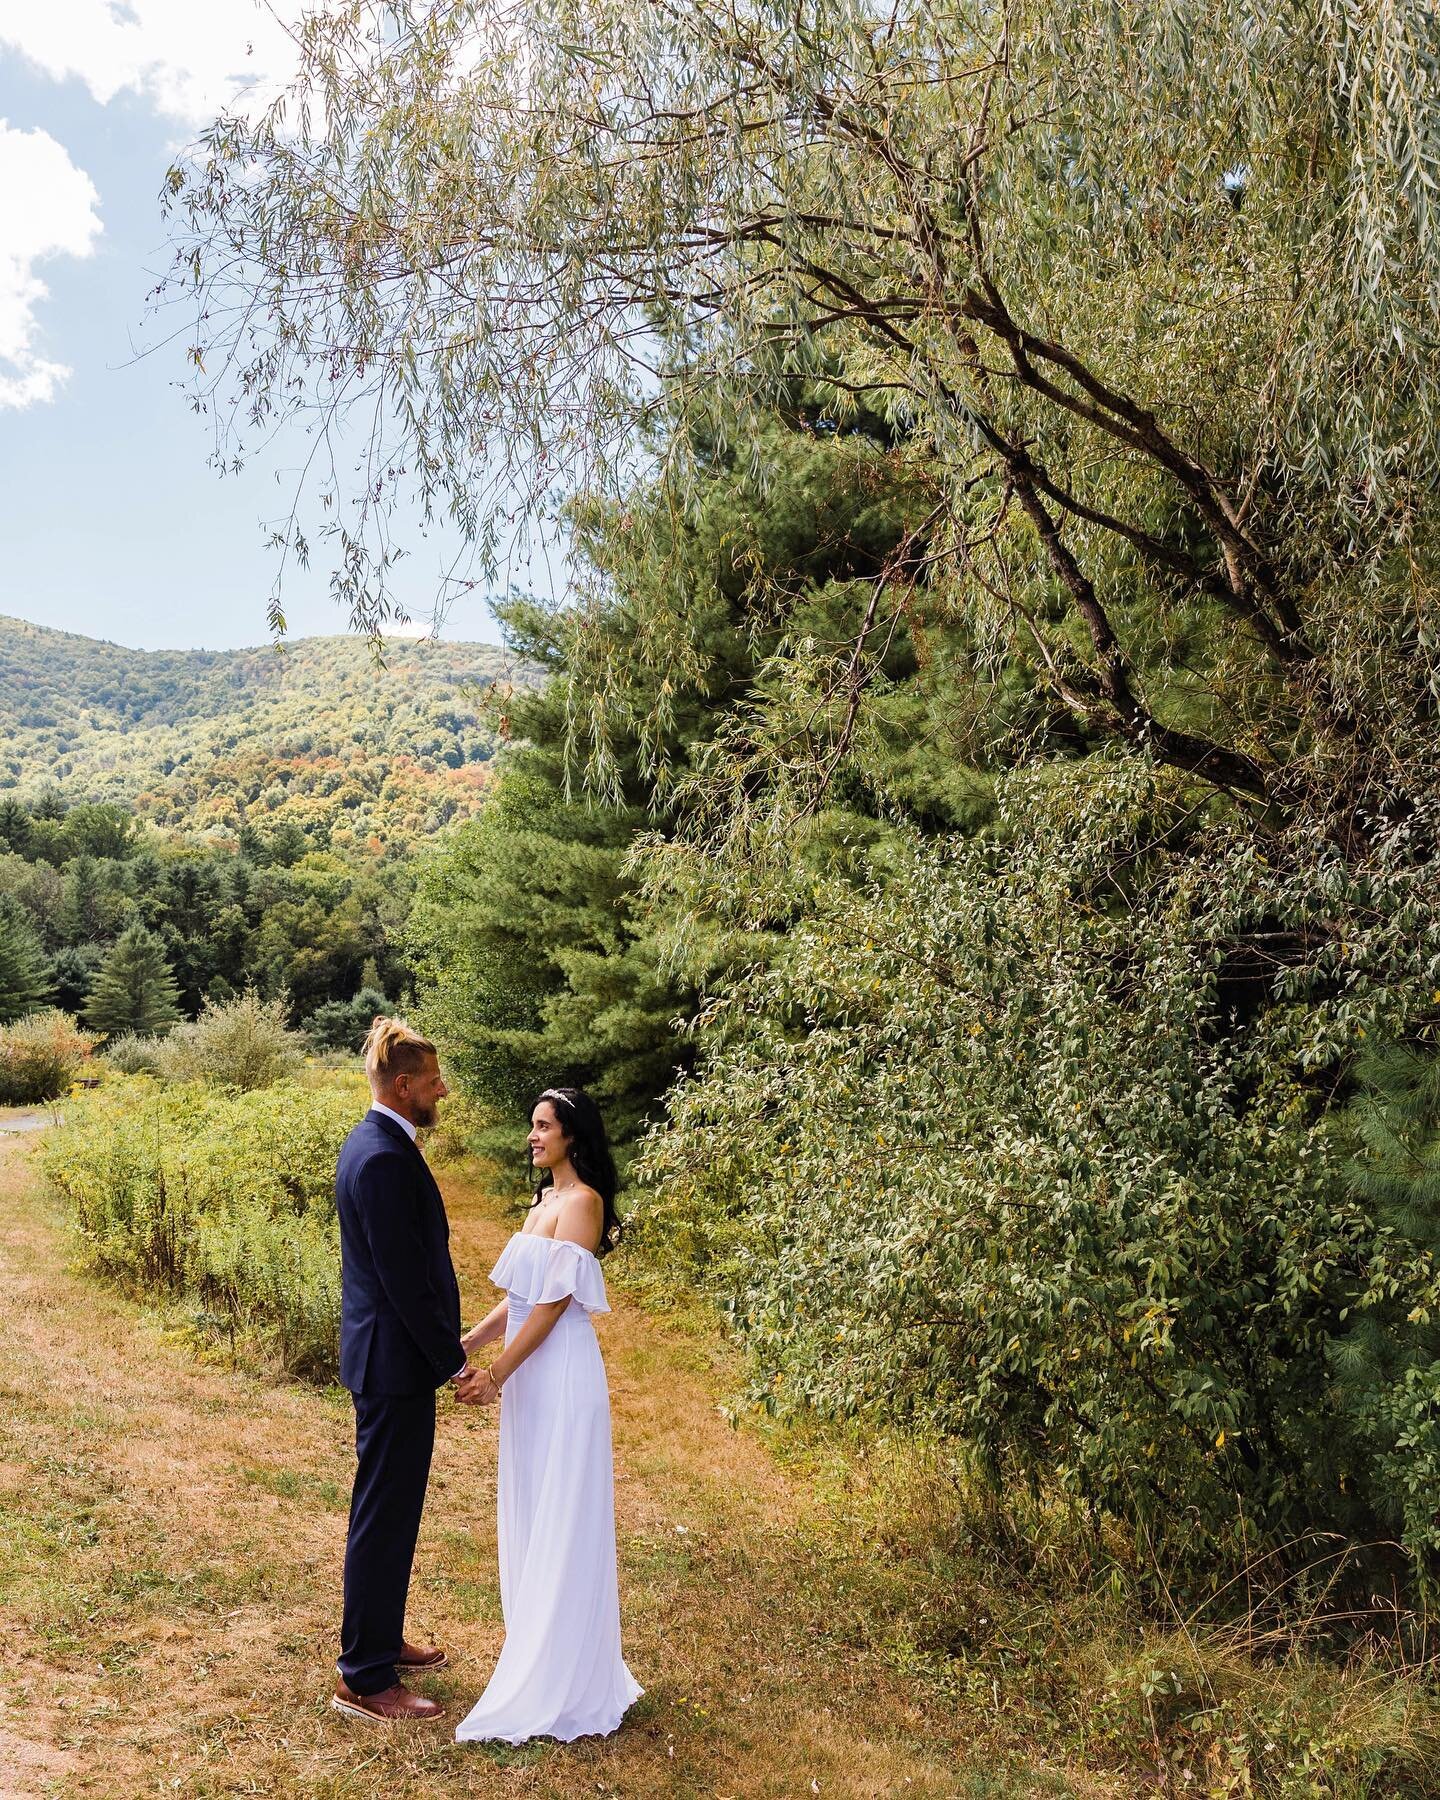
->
xmin=0 ymin=899 xmax=48 ymax=1025
xmin=410 ymin=368 xmax=959 ymax=1151
xmin=635 ymin=762 xmax=1440 ymax=1577
xmin=0 ymin=616 xmax=520 ymax=852
xmin=82 ymin=923 xmax=184 ymax=1039
xmin=167 ymin=2 xmax=1440 ymax=1591
xmin=169 ymin=0 xmax=1440 ymax=836
xmin=1329 ymin=1047 xmax=1440 ymax=1573
xmin=0 ymin=788 xmax=421 ymax=1027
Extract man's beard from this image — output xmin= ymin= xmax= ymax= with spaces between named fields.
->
xmin=412 ymin=1100 xmax=438 ymax=1130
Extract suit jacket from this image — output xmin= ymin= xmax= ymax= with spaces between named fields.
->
xmin=336 ymin=1108 xmax=465 ymax=1395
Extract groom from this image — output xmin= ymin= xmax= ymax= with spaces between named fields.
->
xmin=332 ymin=1016 xmax=486 ymax=1725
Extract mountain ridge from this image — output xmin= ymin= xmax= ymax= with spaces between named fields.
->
xmin=0 ymin=614 xmax=530 ymax=848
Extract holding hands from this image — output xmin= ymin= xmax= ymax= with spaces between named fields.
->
xmin=453 ymin=1302 xmax=507 ymax=1405
xmin=453 ymin=1362 xmax=501 ymax=1406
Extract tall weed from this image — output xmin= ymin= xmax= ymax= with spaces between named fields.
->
xmin=41 ymin=1073 xmax=366 ymax=1379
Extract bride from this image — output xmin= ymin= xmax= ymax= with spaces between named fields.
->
xmin=453 ymin=1085 xmax=643 ymax=1744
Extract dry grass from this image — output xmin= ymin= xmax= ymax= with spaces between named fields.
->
xmin=0 ymin=1133 xmax=1108 ymax=1800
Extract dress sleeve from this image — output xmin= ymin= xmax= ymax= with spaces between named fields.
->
xmin=489 ymin=1234 xmax=612 ymax=1313
xmin=534 ymin=1239 xmax=611 ymax=1314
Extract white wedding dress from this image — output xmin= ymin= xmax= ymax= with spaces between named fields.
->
xmin=455 ymin=1230 xmax=643 ymax=1744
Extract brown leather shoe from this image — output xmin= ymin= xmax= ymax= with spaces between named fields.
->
xmin=398 ymin=1638 xmax=448 ymax=1672
xmin=331 ymin=1679 xmax=445 ymax=1724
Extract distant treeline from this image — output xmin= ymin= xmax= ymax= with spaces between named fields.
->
xmin=0 ymin=792 xmax=410 ymax=1042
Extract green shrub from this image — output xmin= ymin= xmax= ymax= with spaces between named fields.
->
xmin=41 ymin=1073 xmax=367 ymax=1380
xmin=0 ymin=1009 xmax=97 ymax=1104
xmin=155 ymin=987 xmax=306 ymax=1091
xmin=103 ymin=1031 xmax=171 ymax=1076
xmin=637 ymin=761 xmax=1440 ymax=1588
xmin=420 ymin=1086 xmax=495 ymax=1168
xmin=302 ymin=985 xmax=390 ymax=1054
xmin=1327 ymin=1046 xmax=1440 ymax=1584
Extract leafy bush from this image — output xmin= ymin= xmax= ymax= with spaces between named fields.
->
xmin=637 ymin=761 xmax=1440 ymax=1586
xmin=0 ymin=1009 xmax=97 ymax=1104
xmin=302 ymin=985 xmax=390 ymax=1053
xmin=156 ymin=987 xmax=307 ymax=1091
xmin=41 ymin=1073 xmax=365 ymax=1380
xmin=103 ymin=1031 xmax=171 ymax=1076
xmin=419 ymin=1086 xmax=495 ymax=1169
xmin=1328 ymin=1046 xmax=1440 ymax=1582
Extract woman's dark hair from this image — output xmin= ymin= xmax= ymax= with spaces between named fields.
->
xmin=529 ymin=1085 xmax=621 ymax=1257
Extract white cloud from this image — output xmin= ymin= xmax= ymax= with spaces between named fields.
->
xmin=0 ymin=4 xmax=310 ymax=408
xmin=0 ymin=2 xmax=301 ymax=129
xmin=0 ymin=122 xmax=102 ymax=410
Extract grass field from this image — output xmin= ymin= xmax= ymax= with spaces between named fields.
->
xmin=0 ymin=1128 xmax=1113 ymax=1799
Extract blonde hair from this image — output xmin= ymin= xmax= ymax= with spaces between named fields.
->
xmin=362 ymin=1016 xmax=438 ymax=1085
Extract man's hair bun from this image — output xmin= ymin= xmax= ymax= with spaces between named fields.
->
xmin=362 ymin=1015 xmax=437 ymax=1082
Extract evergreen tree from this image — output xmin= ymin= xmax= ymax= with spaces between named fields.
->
xmin=82 ymin=923 xmax=183 ymax=1038
xmin=59 ymin=854 xmax=107 ymax=943
xmin=0 ymin=898 xmax=49 ymax=1024
xmin=48 ymin=944 xmax=102 ymax=1014
xmin=411 ymin=759 xmax=692 ymax=1154
xmin=126 ymin=850 xmax=168 ymax=928
xmin=304 ymin=984 xmax=390 ymax=1053
xmin=0 ymin=799 xmax=32 ymax=856
xmin=411 ymin=373 xmax=976 ymax=1150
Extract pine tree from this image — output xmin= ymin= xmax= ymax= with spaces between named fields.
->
xmin=59 ymin=854 xmax=107 ymax=943
xmin=82 ymin=923 xmax=183 ymax=1038
xmin=48 ymin=944 xmax=102 ymax=1014
xmin=411 ymin=372 xmax=972 ymax=1151
xmin=0 ymin=899 xmax=49 ymax=1024
xmin=410 ymin=756 xmax=692 ymax=1153
xmin=0 ymin=798 xmax=32 ymax=856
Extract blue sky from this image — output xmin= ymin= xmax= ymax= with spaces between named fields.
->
xmin=0 ymin=7 xmax=529 ymax=652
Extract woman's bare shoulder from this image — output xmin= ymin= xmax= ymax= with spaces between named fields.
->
xmin=553 ymin=1184 xmax=605 ymax=1253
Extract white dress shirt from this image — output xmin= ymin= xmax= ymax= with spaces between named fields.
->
xmin=370 ymin=1100 xmax=417 ymax=1142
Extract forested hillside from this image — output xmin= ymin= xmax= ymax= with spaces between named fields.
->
xmin=0 ymin=616 xmax=522 ymax=849
xmin=0 ymin=616 xmax=531 ymax=1054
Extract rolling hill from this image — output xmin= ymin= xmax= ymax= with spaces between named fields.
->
xmin=0 ymin=616 xmax=531 ymax=850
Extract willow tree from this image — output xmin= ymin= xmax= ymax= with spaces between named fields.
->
xmin=168 ymin=0 xmax=1440 ymax=841
xmin=167 ymin=4 xmax=1440 ymax=1576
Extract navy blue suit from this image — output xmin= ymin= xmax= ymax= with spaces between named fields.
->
xmin=336 ymin=1108 xmax=466 ymax=1695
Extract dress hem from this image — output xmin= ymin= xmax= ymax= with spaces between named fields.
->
xmin=454 ymin=1682 xmax=644 ymax=1747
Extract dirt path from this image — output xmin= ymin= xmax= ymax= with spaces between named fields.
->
xmin=0 ymin=1108 xmax=54 ymax=1135
xmin=0 ymin=1133 xmax=1086 ymax=1799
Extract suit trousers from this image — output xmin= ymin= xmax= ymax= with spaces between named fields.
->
xmin=338 ymin=1389 xmax=437 ymax=1695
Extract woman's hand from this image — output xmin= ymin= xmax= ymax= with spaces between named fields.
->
xmin=453 ymin=1363 xmax=501 ymax=1406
